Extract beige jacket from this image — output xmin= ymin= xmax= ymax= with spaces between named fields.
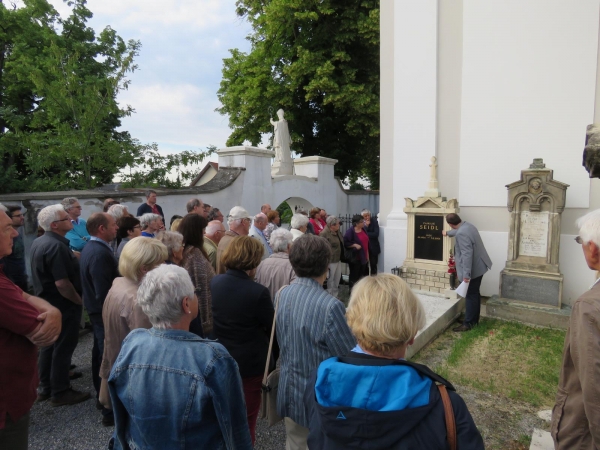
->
xmin=100 ymin=277 xmax=151 ymax=379
xmin=320 ymin=227 xmax=343 ymax=263
xmin=203 ymin=237 xmax=218 ymax=272
xmin=255 ymin=253 xmax=297 ymax=302
xmin=552 ymin=281 xmax=600 ymax=449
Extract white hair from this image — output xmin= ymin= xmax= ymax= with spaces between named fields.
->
xmin=0 ymin=203 xmax=7 ymax=213
xmin=136 ymin=264 xmax=195 ymax=329
xmin=270 ymin=228 xmax=293 ymax=253
xmin=291 ymin=213 xmax=309 ymax=230
xmin=38 ymin=204 xmax=65 ymax=231
xmin=156 ymin=231 xmax=183 ymax=259
xmin=107 ymin=204 xmax=128 ymax=220
xmin=205 ymin=220 xmax=223 ymax=236
xmin=361 ymin=209 xmax=372 ymax=216
xmin=227 ymin=217 xmax=242 ymax=226
xmin=254 ymin=213 xmax=267 ymax=223
xmin=326 ymin=215 xmax=339 ymax=227
xmin=139 ymin=213 xmax=162 ymax=230
xmin=61 ymin=197 xmax=79 ymax=211
xmin=577 ymin=209 xmax=600 ymax=246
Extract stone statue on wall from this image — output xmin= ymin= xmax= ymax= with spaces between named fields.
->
xmin=270 ymin=109 xmax=294 ymax=176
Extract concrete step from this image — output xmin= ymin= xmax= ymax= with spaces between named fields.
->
xmin=486 ymin=295 xmax=571 ymax=329
xmin=530 ymin=429 xmax=553 ymax=450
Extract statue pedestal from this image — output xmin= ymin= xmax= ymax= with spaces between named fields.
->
xmin=271 ymin=160 xmax=293 ymax=176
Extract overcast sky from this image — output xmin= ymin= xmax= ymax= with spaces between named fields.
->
xmin=46 ymin=0 xmax=252 ymax=158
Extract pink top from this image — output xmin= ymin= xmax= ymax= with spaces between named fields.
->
xmin=310 ymin=218 xmax=325 ymax=235
xmin=356 ymin=229 xmax=369 ymax=261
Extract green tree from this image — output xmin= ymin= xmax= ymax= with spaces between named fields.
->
xmin=217 ymin=0 xmax=380 ymax=188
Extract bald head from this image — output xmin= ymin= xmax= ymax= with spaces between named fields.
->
xmin=205 ymin=220 xmax=226 ymax=244
xmin=261 ymin=204 xmax=271 ymax=214
xmin=254 ymin=213 xmax=268 ymax=231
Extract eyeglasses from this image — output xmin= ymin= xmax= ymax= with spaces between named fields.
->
xmin=53 ymin=217 xmax=71 ymax=223
xmin=575 ymin=236 xmax=583 ymax=244
xmin=133 ymin=225 xmax=141 ymax=229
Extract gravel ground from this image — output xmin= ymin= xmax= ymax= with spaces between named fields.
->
xmin=29 ymin=332 xmax=286 ymax=450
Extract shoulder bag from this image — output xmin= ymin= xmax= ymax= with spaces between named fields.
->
xmin=437 ymin=384 xmax=457 ymax=450
xmin=260 ymin=286 xmax=285 ymax=426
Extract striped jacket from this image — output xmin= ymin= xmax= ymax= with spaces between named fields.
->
xmin=276 ymin=278 xmax=356 ymax=427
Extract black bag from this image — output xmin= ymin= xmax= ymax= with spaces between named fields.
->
xmin=343 ymin=246 xmax=355 ymax=263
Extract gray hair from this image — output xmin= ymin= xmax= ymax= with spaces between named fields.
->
xmin=228 ymin=217 xmax=242 ymax=226
xmin=38 ymin=204 xmax=65 ymax=231
xmin=254 ymin=213 xmax=267 ymax=223
xmin=326 ymin=215 xmax=339 ymax=227
xmin=145 ymin=189 xmax=157 ymax=199
xmin=139 ymin=213 xmax=162 ymax=230
xmin=270 ymin=228 xmax=293 ymax=253
xmin=61 ymin=197 xmax=79 ymax=212
xmin=156 ymin=231 xmax=183 ymax=260
xmin=207 ymin=207 xmax=221 ymax=221
xmin=186 ymin=198 xmax=202 ymax=213
xmin=0 ymin=203 xmax=7 ymax=213
xmin=107 ymin=204 xmax=128 ymax=220
xmin=361 ymin=209 xmax=372 ymax=216
xmin=205 ymin=220 xmax=224 ymax=236
xmin=290 ymin=213 xmax=309 ymax=230
xmin=136 ymin=265 xmax=195 ymax=329
xmin=577 ymin=209 xmax=600 ymax=246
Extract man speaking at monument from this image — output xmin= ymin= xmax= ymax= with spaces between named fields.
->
xmin=442 ymin=213 xmax=492 ymax=332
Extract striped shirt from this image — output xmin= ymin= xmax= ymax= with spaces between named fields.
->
xmin=276 ymin=277 xmax=356 ymax=427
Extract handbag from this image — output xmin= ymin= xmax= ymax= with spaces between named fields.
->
xmin=260 ymin=286 xmax=285 ymax=426
xmin=343 ymin=246 xmax=355 ymax=263
xmin=437 ymin=384 xmax=457 ymax=450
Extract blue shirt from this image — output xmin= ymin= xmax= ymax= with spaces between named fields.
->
xmin=89 ymin=236 xmax=111 ymax=249
xmin=109 ymin=328 xmax=252 ymax=450
xmin=66 ymin=218 xmax=90 ymax=251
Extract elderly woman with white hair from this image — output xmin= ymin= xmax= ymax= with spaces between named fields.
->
xmin=304 ymin=274 xmax=483 ymax=449
xmin=320 ymin=215 xmax=344 ymax=298
xmin=138 ymin=213 xmax=163 ymax=238
xmin=108 ymin=265 xmax=253 ymax=450
xmin=290 ymin=213 xmax=309 ymax=241
xmin=99 ymin=238 xmax=167 ymax=411
xmin=156 ymin=231 xmax=184 ymax=265
xmin=255 ymin=228 xmax=297 ymax=300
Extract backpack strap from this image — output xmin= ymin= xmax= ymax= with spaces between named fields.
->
xmin=437 ymin=384 xmax=457 ymax=450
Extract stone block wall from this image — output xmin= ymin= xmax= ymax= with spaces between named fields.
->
xmin=400 ymin=267 xmax=451 ymax=293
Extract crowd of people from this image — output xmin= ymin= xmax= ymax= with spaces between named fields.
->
xmin=5 ymin=189 xmax=599 ymax=449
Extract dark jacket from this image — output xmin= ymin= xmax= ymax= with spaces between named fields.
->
xmin=364 ymin=218 xmax=381 ymax=256
xmin=211 ymin=269 xmax=278 ymax=378
xmin=136 ymin=203 xmax=164 ymax=219
xmin=80 ymin=240 xmax=119 ymax=315
xmin=343 ymin=227 xmax=368 ymax=265
xmin=304 ymin=352 xmax=484 ymax=450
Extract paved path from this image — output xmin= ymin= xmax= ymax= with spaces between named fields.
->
xmin=29 ymin=332 xmax=286 ymax=449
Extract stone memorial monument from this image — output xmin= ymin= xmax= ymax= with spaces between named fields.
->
xmin=583 ymin=123 xmax=600 ymax=178
xmin=400 ymin=157 xmax=458 ymax=295
xmin=499 ymin=158 xmax=568 ymax=307
xmin=270 ymin=109 xmax=294 ymax=176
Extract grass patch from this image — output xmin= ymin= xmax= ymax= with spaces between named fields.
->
xmin=419 ymin=318 xmax=565 ymax=408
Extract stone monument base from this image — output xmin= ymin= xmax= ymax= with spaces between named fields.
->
xmin=271 ymin=160 xmax=293 ymax=176
xmin=400 ymin=266 xmax=453 ymax=295
xmin=499 ymin=269 xmax=563 ymax=308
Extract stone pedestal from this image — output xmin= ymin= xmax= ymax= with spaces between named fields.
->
xmin=399 ymin=195 xmax=459 ymax=296
xmin=271 ymin=160 xmax=293 ymax=176
xmin=499 ymin=159 xmax=568 ymax=307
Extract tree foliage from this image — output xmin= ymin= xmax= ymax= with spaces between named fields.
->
xmin=217 ymin=0 xmax=380 ymax=188
xmin=0 ymin=0 xmax=210 ymax=193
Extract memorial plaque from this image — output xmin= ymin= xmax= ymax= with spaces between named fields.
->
xmin=519 ymin=211 xmax=549 ymax=258
xmin=501 ymin=273 xmax=560 ymax=307
xmin=414 ymin=215 xmax=443 ymax=261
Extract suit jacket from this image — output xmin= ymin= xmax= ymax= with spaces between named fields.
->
xmin=203 ymin=238 xmax=218 ymax=272
xmin=80 ymin=240 xmax=119 ymax=315
xmin=211 ymin=269 xmax=276 ymax=378
xmin=552 ymin=281 xmax=600 ymax=450
xmin=446 ymin=221 xmax=491 ymax=281
xmin=249 ymin=225 xmax=271 ymax=261
xmin=136 ymin=203 xmax=164 ymax=219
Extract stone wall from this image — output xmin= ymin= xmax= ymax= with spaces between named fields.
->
xmin=400 ymin=267 xmax=451 ymax=294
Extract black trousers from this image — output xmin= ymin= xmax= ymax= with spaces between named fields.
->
xmin=38 ymin=304 xmax=82 ymax=397
xmin=349 ymin=262 xmax=368 ymax=292
xmin=464 ymin=275 xmax=483 ymax=328
xmin=88 ymin=313 xmax=113 ymax=419
xmin=0 ymin=412 xmax=29 ymax=450
xmin=368 ymin=252 xmax=378 ymax=276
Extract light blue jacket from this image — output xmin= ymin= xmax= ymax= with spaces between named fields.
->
xmin=66 ymin=219 xmax=90 ymax=251
xmin=109 ymin=328 xmax=252 ymax=450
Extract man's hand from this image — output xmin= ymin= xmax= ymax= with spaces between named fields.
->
xmin=464 ymin=278 xmax=470 ymax=283
xmin=30 ymin=308 xmax=62 ymax=347
xmin=442 ymin=230 xmax=447 ymax=236
xmin=72 ymin=251 xmax=81 ymax=260
xmin=353 ymin=244 xmax=362 ymax=250
xmin=365 ymin=218 xmax=371 ymax=226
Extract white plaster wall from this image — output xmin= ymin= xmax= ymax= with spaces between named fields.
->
xmin=458 ymin=0 xmax=599 ymax=208
xmin=559 ymin=234 xmax=598 ymax=304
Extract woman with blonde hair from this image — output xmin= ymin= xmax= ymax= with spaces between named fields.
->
xmin=99 ymin=238 xmax=168 ymax=410
xmin=304 ymin=274 xmax=484 ymax=449
xmin=211 ymin=236 xmax=275 ymax=445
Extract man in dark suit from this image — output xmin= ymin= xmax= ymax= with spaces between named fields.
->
xmin=136 ymin=190 xmax=164 ymax=219
xmin=361 ymin=209 xmax=380 ymax=275
xmin=79 ymin=213 xmax=119 ymax=426
xmin=442 ymin=213 xmax=492 ymax=332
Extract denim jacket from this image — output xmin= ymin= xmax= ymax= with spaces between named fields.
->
xmin=108 ymin=328 xmax=252 ymax=450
